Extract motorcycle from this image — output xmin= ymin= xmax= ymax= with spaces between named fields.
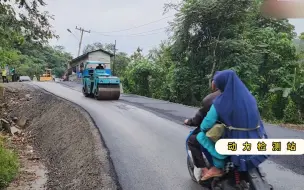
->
xmin=186 ymin=126 xmax=274 ymax=190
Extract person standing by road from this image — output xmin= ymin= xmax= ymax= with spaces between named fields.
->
xmin=1 ymin=68 xmax=8 ymax=83
xmin=11 ymin=68 xmax=16 ymax=82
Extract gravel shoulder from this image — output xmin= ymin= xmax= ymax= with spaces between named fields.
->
xmin=1 ymin=82 xmax=119 ymax=190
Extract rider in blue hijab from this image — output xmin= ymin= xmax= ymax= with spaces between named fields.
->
xmin=196 ymin=69 xmax=268 ymax=181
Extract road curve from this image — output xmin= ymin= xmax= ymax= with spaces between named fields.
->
xmin=33 ymin=82 xmax=304 ymax=190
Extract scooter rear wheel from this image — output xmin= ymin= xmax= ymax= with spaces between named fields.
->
xmin=187 ymin=156 xmax=197 ymax=182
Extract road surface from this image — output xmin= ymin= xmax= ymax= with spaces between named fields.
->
xmin=33 ymin=82 xmax=304 ymax=190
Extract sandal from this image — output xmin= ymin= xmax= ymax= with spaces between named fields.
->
xmin=200 ymin=167 xmax=224 ymax=181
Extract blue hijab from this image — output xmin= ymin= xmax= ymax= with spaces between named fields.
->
xmin=213 ymin=70 xmax=269 ymax=171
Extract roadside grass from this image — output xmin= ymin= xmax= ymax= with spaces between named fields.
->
xmin=0 ymin=134 xmax=19 ymax=188
xmin=0 ymin=84 xmax=19 ymax=188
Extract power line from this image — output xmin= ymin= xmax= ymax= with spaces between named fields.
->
xmin=89 ymin=15 xmax=223 ymax=37
xmin=69 ymin=32 xmax=79 ymax=40
xmin=93 ymin=31 xmax=164 ymax=38
xmin=91 ymin=15 xmax=174 ymax=34
xmin=128 ymin=27 xmax=167 ymax=35
xmin=91 ymin=27 xmax=168 ymax=37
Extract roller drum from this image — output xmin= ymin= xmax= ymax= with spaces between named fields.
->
xmin=96 ymin=87 xmax=120 ymax=100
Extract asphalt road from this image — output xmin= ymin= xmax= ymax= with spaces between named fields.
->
xmin=33 ymin=81 xmax=304 ymax=190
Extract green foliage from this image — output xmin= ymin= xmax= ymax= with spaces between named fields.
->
xmin=0 ymin=137 xmax=19 ymax=188
xmin=124 ymin=57 xmax=162 ymax=97
xmin=113 ymin=52 xmax=130 ymax=77
xmin=9 ymin=43 xmax=72 ymax=78
xmin=0 ymin=0 xmax=69 ymax=78
xmin=119 ymin=0 xmax=304 ymax=124
xmin=283 ymin=97 xmax=300 ymax=123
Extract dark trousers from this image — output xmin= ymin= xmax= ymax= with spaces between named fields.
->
xmin=2 ymin=76 xmax=8 ymax=83
xmin=11 ymin=75 xmax=14 ymax=82
xmin=188 ymin=134 xmax=206 ymax=168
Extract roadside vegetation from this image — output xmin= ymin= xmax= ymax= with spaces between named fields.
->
xmin=0 ymin=134 xmax=19 ymax=188
xmin=0 ymin=1 xmax=67 ymax=187
xmin=91 ymin=0 xmax=304 ymax=125
xmin=0 ymin=0 xmax=72 ymax=78
xmin=0 ymin=85 xmax=19 ymax=188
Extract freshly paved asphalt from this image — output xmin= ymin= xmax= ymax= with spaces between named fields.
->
xmin=33 ymin=81 xmax=304 ymax=190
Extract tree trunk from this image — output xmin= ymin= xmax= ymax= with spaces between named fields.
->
xmin=208 ymin=29 xmax=223 ymax=86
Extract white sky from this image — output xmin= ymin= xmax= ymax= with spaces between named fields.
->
xmin=43 ymin=0 xmax=304 ymax=58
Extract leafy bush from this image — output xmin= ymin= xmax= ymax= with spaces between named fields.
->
xmin=259 ymin=94 xmax=276 ymax=121
xmin=124 ymin=59 xmax=162 ymax=97
xmin=0 ymin=137 xmax=19 ymax=188
xmin=283 ymin=97 xmax=300 ymax=123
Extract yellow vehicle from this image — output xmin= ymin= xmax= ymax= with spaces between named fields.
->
xmin=39 ymin=69 xmax=53 ymax=82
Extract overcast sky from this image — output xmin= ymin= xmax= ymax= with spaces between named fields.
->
xmin=44 ymin=0 xmax=304 ymax=58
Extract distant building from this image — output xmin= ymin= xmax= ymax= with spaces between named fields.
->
xmin=67 ymin=49 xmax=114 ymax=80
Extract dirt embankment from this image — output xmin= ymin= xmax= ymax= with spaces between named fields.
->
xmin=1 ymin=83 xmax=119 ymax=190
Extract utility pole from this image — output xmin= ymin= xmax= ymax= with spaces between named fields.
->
xmin=75 ymin=26 xmax=90 ymax=56
xmin=113 ymin=40 xmax=116 ymax=76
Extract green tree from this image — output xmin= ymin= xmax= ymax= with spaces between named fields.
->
xmin=15 ymin=43 xmax=72 ymax=78
xmin=113 ymin=52 xmax=130 ymax=77
xmin=123 ymin=50 xmax=162 ymax=97
xmin=0 ymin=0 xmax=59 ymax=71
xmin=120 ymin=0 xmax=303 ymax=123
